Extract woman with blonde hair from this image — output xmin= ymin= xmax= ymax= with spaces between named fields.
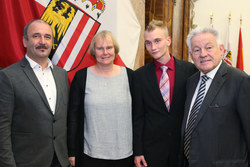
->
xmin=67 ymin=30 xmax=134 ymax=167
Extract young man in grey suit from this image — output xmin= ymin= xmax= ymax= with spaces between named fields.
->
xmin=179 ymin=27 xmax=250 ymax=166
xmin=0 ymin=19 xmax=70 ymax=167
xmin=133 ymin=20 xmax=197 ymax=167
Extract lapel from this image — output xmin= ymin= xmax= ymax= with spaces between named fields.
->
xmin=51 ymin=66 xmax=61 ymax=115
xmin=20 ymin=58 xmax=52 ymax=113
xmin=182 ymin=72 xmax=200 ymax=135
xmin=146 ymin=61 xmax=168 ymax=111
xmin=147 ymin=62 xmax=159 ymax=90
xmin=193 ymin=62 xmax=228 ymax=129
xmin=172 ymin=58 xmax=185 ymax=108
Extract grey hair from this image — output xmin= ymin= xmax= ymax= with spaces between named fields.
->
xmin=186 ymin=27 xmax=222 ymax=52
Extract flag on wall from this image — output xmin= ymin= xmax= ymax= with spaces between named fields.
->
xmin=236 ymin=27 xmax=244 ymax=71
xmin=224 ymin=20 xmax=232 ymax=66
xmin=0 ymin=0 xmax=141 ymax=82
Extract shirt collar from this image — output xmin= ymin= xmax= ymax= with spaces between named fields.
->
xmin=25 ymin=54 xmax=53 ymax=69
xmin=154 ymin=54 xmax=175 ymax=71
xmin=200 ymin=60 xmax=222 ymax=79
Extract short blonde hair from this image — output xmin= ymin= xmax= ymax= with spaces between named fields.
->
xmin=89 ymin=30 xmax=120 ymax=58
xmin=145 ymin=20 xmax=169 ymax=37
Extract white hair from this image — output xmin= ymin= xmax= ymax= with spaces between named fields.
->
xmin=186 ymin=27 xmax=222 ymax=52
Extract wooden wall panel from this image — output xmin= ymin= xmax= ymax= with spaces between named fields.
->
xmin=183 ymin=0 xmax=191 ymax=61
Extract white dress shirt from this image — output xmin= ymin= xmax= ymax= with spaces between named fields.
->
xmin=186 ymin=60 xmax=222 ymax=126
xmin=25 ymin=55 xmax=57 ymax=114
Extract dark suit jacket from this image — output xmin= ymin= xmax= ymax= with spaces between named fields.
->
xmin=67 ymin=67 xmax=134 ymax=167
xmin=0 ymin=58 xmax=69 ymax=167
xmin=133 ymin=58 xmax=197 ymax=167
xmin=179 ymin=61 xmax=250 ymax=167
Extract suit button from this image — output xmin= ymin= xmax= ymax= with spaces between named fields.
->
xmin=53 ymin=119 xmax=56 ymax=123
xmin=53 ymin=136 xmax=56 ymax=140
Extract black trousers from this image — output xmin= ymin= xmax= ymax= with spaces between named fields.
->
xmin=183 ymin=156 xmax=189 ymax=167
xmin=50 ymin=153 xmax=62 ymax=167
xmin=82 ymin=153 xmax=134 ymax=167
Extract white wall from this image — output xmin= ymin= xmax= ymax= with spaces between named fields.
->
xmin=192 ymin=0 xmax=250 ymax=74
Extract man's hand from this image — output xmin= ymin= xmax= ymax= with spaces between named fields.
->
xmin=69 ymin=157 xmax=75 ymax=167
xmin=134 ymin=155 xmax=147 ymax=167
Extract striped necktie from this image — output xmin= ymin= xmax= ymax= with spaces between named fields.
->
xmin=160 ymin=66 xmax=170 ymax=111
xmin=184 ymin=75 xmax=209 ymax=160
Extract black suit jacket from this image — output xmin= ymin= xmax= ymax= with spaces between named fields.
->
xmin=133 ymin=58 xmax=197 ymax=167
xmin=179 ymin=61 xmax=250 ymax=167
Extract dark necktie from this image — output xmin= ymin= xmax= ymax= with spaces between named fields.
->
xmin=184 ymin=75 xmax=209 ymax=160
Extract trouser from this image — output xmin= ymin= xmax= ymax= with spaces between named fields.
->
xmin=82 ymin=153 xmax=134 ymax=167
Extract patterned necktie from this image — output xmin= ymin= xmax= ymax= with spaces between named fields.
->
xmin=159 ymin=66 xmax=170 ymax=111
xmin=184 ymin=75 xmax=209 ymax=160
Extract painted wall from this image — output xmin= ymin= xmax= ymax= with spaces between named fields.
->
xmin=192 ymin=0 xmax=250 ymax=74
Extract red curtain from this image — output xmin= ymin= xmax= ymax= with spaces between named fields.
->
xmin=0 ymin=0 xmax=44 ymax=68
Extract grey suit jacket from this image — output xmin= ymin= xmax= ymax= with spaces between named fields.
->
xmin=0 ymin=58 xmax=70 ymax=167
xmin=180 ymin=61 xmax=250 ymax=167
